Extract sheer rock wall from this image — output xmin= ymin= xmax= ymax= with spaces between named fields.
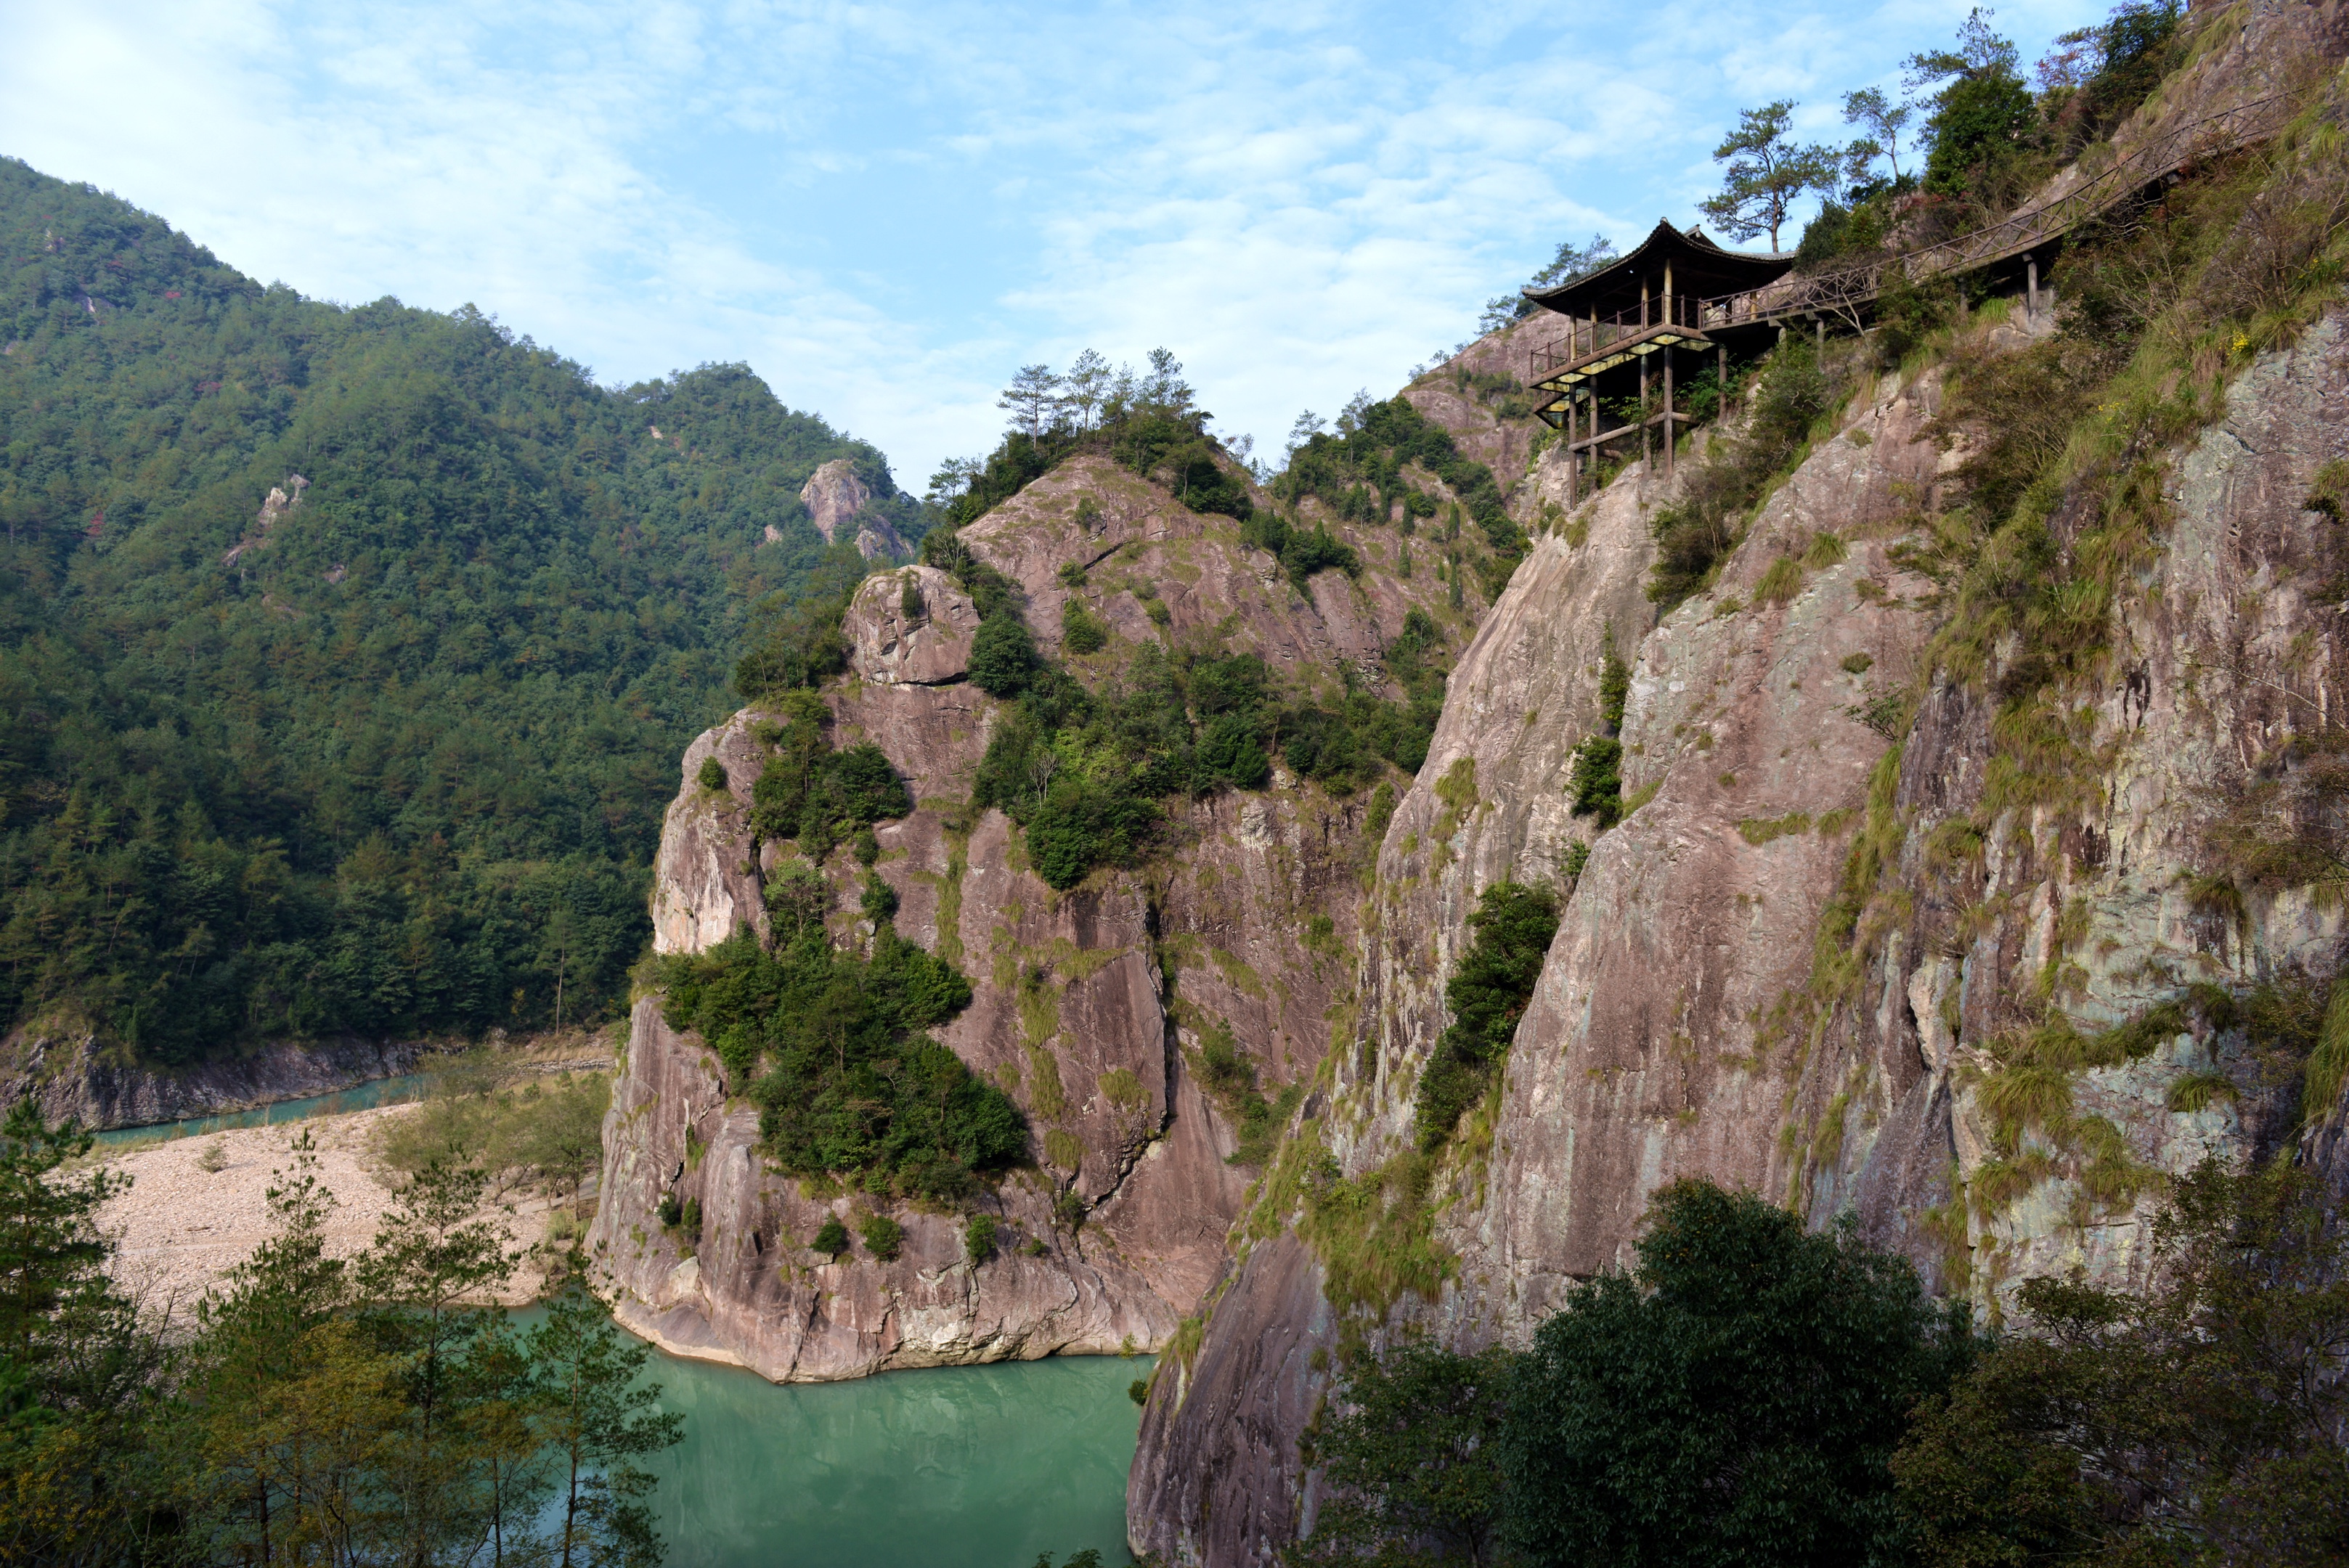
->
xmin=1131 ymin=303 xmax=2349 ymax=1564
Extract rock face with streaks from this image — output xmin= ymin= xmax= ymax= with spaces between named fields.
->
xmin=589 ymin=450 xmax=1461 ymax=1380
xmin=1131 ymin=285 xmax=2349 ymax=1562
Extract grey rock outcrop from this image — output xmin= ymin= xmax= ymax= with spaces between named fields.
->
xmin=0 ymin=1031 xmax=428 ymax=1132
xmin=801 ymin=457 xmax=910 ymax=560
xmin=590 ymin=450 xmax=1457 ymax=1381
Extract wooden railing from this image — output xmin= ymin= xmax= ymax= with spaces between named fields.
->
xmin=1529 ymin=90 xmax=2292 ymax=375
xmin=1529 ymin=294 xmax=1704 ymax=376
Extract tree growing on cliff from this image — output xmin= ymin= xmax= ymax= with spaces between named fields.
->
xmin=1894 ymin=1157 xmax=2349 ymax=1566
xmin=1502 ymin=1180 xmax=1979 ymax=1568
xmin=1290 ymin=1342 xmax=1514 ymax=1567
xmin=1698 ymin=102 xmax=1839 ymax=253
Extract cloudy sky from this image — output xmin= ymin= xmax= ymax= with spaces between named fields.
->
xmin=4 ymin=0 xmax=2104 ymax=488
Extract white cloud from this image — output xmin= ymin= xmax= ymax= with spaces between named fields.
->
xmin=4 ymin=0 xmax=2109 ymax=481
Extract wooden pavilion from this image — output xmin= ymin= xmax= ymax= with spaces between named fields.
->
xmin=1523 ymin=219 xmax=1794 ymax=496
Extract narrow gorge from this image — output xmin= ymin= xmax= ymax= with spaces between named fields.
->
xmin=564 ymin=6 xmax=2349 ymax=1564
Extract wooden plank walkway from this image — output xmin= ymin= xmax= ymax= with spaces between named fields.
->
xmin=1695 ymin=91 xmax=2293 ymax=333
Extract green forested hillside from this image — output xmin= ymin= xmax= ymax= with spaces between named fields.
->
xmin=0 ymin=158 xmax=923 ymax=1063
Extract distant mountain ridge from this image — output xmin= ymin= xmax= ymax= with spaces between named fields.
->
xmin=0 ymin=155 xmax=926 ymax=1064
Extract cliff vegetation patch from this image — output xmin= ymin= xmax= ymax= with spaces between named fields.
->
xmin=1412 ymin=881 xmax=1561 ymax=1151
xmin=653 ymin=922 xmax=1022 ymax=1204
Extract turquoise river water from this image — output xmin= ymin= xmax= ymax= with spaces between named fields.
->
xmin=98 ymin=1086 xmax=1144 ymax=1561
xmin=91 ymin=1074 xmax=432 ymax=1146
xmin=635 ymin=1347 xmax=1146 ymax=1567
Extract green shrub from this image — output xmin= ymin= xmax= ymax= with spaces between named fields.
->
xmin=1292 ymin=1342 xmax=1513 ymax=1567
xmin=1505 ymin=1180 xmax=1979 ymax=1566
xmin=858 ymin=1213 xmax=904 ymax=1261
xmin=1128 ymin=1379 xmax=1149 ymax=1407
xmin=654 ymin=923 xmax=1017 ymax=1202
xmin=698 ymin=756 xmax=728 ymax=791
xmin=1647 ymin=339 xmax=1842 ymax=612
xmin=812 ymin=1216 xmax=850 ymax=1257
xmin=1189 ymin=1016 xmax=1302 ymax=1167
xmin=964 ymin=1213 xmax=998 ymax=1263
xmin=1240 ymin=511 xmax=1362 ymax=591
xmin=858 ymin=873 xmax=899 ymax=923
xmin=1274 ymin=396 xmax=1513 ymax=570
xmin=970 ymin=611 xmax=1042 ymax=695
xmin=1412 ymin=882 xmax=1561 ymax=1150
xmin=749 ymin=690 xmax=913 ymax=857
xmin=1061 ymin=604 xmax=1110 ymax=655
xmin=1568 ymin=738 xmax=1624 ymax=826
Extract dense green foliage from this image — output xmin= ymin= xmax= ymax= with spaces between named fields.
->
xmin=0 ymin=159 xmax=919 ymax=1061
xmin=1289 ymin=1342 xmax=1514 ymax=1568
xmin=1275 ymin=396 xmax=1521 ymax=565
xmin=1791 ymin=3 xmax=2185 ymax=279
xmin=1566 ymin=643 xmax=1634 ymax=829
xmin=1893 ymin=1159 xmax=2349 ymax=1567
xmin=968 ymin=607 xmax=1449 ymax=891
xmin=1412 ymin=881 xmax=1560 ymax=1151
xmin=932 ymin=348 xmax=1253 ymax=530
xmin=745 ymin=690 xmax=913 ymax=860
xmin=654 ymin=922 xmax=1022 ymax=1203
xmin=1503 ymin=1182 xmax=1979 ymax=1567
xmin=0 ymin=1102 xmax=681 ymax=1564
xmin=1297 ymin=1167 xmax=2345 ymax=1567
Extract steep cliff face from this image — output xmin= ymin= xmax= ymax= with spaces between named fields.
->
xmin=589 ymin=452 xmax=1461 ymax=1379
xmin=1131 ymin=283 xmax=2349 ymax=1561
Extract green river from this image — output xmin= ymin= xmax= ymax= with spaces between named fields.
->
xmin=635 ymin=1347 xmax=1147 ymax=1567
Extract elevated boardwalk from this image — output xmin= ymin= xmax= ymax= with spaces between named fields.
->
xmin=1520 ymin=87 xmax=2295 ymax=494
xmin=1529 ymin=91 xmax=2292 ymax=383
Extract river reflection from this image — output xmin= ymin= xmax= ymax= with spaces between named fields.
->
xmin=637 ymin=1347 xmax=1146 ymax=1568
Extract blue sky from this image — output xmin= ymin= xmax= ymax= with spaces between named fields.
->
xmin=4 ymin=0 xmax=2105 ymax=489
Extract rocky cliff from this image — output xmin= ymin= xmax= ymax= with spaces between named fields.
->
xmin=588 ymin=452 xmax=1481 ymax=1380
xmin=1131 ymin=15 xmax=2349 ymax=1553
xmin=797 ymin=456 xmax=911 ymax=560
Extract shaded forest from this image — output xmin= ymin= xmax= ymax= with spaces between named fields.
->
xmin=0 ymin=158 xmax=923 ymax=1063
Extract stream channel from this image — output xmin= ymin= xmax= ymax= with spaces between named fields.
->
xmin=633 ymin=1344 xmax=1146 ymax=1567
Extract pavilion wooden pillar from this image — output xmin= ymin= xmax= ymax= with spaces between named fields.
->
xmin=1638 ymin=279 xmax=1651 ymax=468
xmin=1661 ymin=261 xmax=1676 ymax=475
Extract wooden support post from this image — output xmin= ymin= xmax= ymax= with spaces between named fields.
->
xmin=1815 ymin=315 xmax=1824 ymax=354
xmin=1639 ymin=279 xmax=1651 ymax=469
xmin=1717 ymin=343 xmax=1728 ymax=415
xmin=2026 ymin=253 xmax=2039 ymax=321
xmin=1567 ymin=397 xmax=1579 ymax=507
xmin=1663 ymin=264 xmax=1674 ymax=475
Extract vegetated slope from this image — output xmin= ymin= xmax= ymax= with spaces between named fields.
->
xmin=587 ymin=403 xmax=1502 ymax=1379
xmin=1131 ymin=9 xmax=2349 ymax=1563
xmin=0 ymin=158 xmax=921 ymax=1063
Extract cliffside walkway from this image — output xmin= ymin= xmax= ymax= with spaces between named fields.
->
xmin=1528 ymin=87 xmax=2295 ymax=391
xmin=1703 ymin=90 xmax=2294 ymax=332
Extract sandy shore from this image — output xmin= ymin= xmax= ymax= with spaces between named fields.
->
xmin=96 ymin=1104 xmax=564 ymax=1314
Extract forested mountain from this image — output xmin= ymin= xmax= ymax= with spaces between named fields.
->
xmin=0 ymin=158 xmax=924 ymax=1063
